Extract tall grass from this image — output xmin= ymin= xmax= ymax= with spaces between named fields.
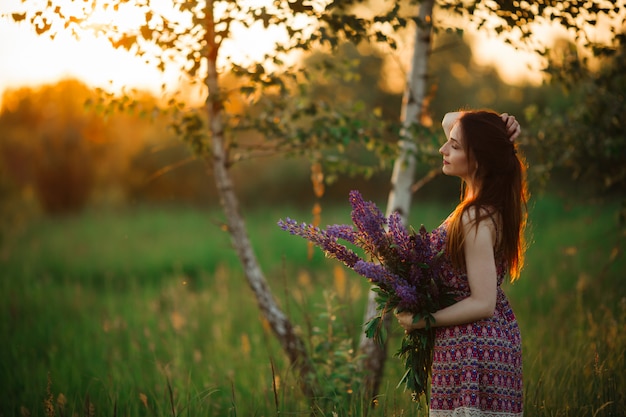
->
xmin=0 ymin=195 xmax=624 ymax=416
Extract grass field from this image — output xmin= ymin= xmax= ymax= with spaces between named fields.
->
xmin=1 ymin=194 xmax=624 ymax=416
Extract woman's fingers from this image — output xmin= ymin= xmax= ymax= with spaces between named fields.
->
xmin=395 ymin=311 xmax=413 ymax=330
xmin=501 ymin=113 xmax=521 ymax=142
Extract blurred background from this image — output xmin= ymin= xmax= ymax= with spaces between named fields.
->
xmin=0 ymin=28 xmax=543 ymax=215
xmin=1 ymin=1 xmax=625 ymax=416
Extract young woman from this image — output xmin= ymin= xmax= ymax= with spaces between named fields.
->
xmin=396 ymin=110 xmax=527 ymax=416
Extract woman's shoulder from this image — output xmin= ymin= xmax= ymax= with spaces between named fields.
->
xmin=461 ymin=205 xmax=500 ymax=241
xmin=461 ymin=205 xmax=498 ymax=224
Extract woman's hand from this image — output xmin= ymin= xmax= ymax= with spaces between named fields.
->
xmin=501 ymin=113 xmax=521 ymax=142
xmin=395 ymin=311 xmax=422 ymax=333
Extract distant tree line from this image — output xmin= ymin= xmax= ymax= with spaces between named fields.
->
xmin=0 ymin=32 xmax=553 ymax=215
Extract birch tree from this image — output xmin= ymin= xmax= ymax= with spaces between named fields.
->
xmin=358 ymin=1 xmax=435 ymax=398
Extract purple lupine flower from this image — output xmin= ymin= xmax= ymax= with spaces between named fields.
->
xmin=280 ymin=193 xmax=445 ymax=311
xmin=348 ymin=190 xmax=388 ymax=250
xmin=320 ymin=239 xmax=361 ymax=268
xmin=279 ymin=199 xmax=443 ymax=303
xmin=393 ymin=281 xmax=420 ymax=310
xmin=353 ymin=260 xmax=399 ymax=289
xmin=278 ymin=190 xmax=452 ymax=403
xmin=278 ymin=218 xmax=361 ymax=268
xmin=277 ymin=217 xmax=297 ymax=233
xmin=278 ymin=218 xmax=327 ymax=247
xmin=388 ymin=212 xmax=414 ymax=261
xmin=326 ymin=224 xmax=357 ymax=244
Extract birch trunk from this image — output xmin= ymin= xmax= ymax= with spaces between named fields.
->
xmin=202 ymin=0 xmax=317 ymax=399
xmin=358 ymin=0 xmax=435 ymax=399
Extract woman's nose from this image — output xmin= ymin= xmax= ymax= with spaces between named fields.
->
xmin=439 ymin=143 xmax=446 ymax=155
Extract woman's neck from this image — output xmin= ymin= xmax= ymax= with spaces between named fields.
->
xmin=462 ymin=179 xmax=480 ymax=201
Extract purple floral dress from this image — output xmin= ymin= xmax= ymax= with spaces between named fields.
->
xmin=428 ymin=223 xmax=523 ymax=417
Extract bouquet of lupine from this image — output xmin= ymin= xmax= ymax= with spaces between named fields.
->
xmin=278 ymin=190 xmax=454 ymax=402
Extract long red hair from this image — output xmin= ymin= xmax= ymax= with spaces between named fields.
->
xmin=445 ymin=110 xmax=529 ymax=281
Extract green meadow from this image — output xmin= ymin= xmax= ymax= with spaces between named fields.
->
xmin=1 ymin=195 xmax=624 ymax=416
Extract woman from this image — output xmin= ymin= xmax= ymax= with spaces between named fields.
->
xmin=396 ymin=110 xmax=527 ymax=416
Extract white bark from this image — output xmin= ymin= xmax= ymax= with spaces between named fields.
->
xmin=358 ymin=0 xmax=435 ymax=399
xmin=203 ymin=0 xmax=316 ymax=399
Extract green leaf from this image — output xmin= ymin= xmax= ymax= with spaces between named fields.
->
xmin=363 ymin=316 xmax=381 ymax=340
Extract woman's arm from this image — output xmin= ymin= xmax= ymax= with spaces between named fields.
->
xmin=443 ymin=111 xmax=521 ymax=142
xmin=396 ymin=210 xmax=498 ymax=331
xmin=442 ymin=111 xmax=463 ymax=140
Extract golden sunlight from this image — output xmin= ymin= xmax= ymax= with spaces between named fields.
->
xmin=4 ymin=0 xmax=614 ymax=107
xmin=0 ymin=21 xmax=170 ymax=95
xmin=0 ymin=1 xmax=175 ymax=103
xmin=0 ymin=0 xmax=290 ymax=107
xmin=465 ymin=9 xmax=625 ymax=86
xmin=468 ymin=29 xmax=550 ymax=86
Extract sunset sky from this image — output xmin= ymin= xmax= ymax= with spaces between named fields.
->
xmin=0 ymin=1 xmax=290 ymax=105
xmin=1 ymin=1 xmax=602 ymax=109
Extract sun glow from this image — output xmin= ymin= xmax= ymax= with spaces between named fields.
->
xmin=458 ymin=7 xmax=626 ymax=86
xmin=0 ymin=0 xmax=294 ymax=107
xmin=0 ymin=21 xmax=170 ymax=95
xmin=0 ymin=2 xmax=177 ymax=104
xmin=1 ymin=0 xmax=620 ymax=108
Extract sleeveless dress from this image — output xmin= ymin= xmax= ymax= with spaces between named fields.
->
xmin=428 ymin=223 xmax=524 ymax=417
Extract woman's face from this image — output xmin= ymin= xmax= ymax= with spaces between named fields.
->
xmin=439 ymin=123 xmax=476 ymax=181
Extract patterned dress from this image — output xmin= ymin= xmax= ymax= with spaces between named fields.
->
xmin=428 ymin=223 xmax=523 ymax=417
